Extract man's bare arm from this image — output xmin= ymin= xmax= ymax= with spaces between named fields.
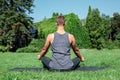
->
xmin=70 ymin=34 xmax=85 ymax=62
xmin=38 ymin=34 xmax=51 ymax=60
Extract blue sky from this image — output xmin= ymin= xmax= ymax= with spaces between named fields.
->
xmin=28 ymin=0 xmax=120 ymax=22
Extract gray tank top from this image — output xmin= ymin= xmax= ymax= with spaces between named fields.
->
xmin=49 ymin=32 xmax=73 ymax=70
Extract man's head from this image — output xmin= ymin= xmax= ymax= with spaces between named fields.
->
xmin=56 ymin=16 xmax=65 ymax=26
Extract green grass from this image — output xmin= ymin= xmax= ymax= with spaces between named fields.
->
xmin=0 ymin=49 xmax=120 ymax=80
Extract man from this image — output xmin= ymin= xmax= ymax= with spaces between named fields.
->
xmin=38 ymin=16 xmax=85 ymax=71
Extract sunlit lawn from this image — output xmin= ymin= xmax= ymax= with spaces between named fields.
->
xmin=0 ymin=49 xmax=120 ymax=80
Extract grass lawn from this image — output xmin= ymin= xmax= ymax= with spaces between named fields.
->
xmin=0 ymin=49 xmax=120 ymax=80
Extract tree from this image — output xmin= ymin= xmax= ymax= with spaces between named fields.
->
xmin=52 ymin=12 xmax=59 ymax=17
xmin=111 ymin=12 xmax=120 ymax=41
xmin=0 ymin=0 xmax=34 ymax=51
xmin=85 ymin=6 xmax=105 ymax=49
xmin=109 ymin=12 xmax=120 ymax=48
xmin=101 ymin=14 xmax=111 ymax=41
xmin=65 ymin=13 xmax=90 ymax=48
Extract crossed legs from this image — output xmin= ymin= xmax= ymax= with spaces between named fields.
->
xmin=41 ymin=56 xmax=80 ymax=70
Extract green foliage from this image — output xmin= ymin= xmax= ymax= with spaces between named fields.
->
xmin=101 ymin=14 xmax=111 ymax=40
xmin=85 ymin=6 xmax=105 ymax=49
xmin=65 ymin=13 xmax=90 ymax=48
xmin=101 ymin=12 xmax=120 ymax=49
xmin=0 ymin=0 xmax=34 ymax=50
xmin=52 ymin=12 xmax=59 ymax=17
xmin=37 ymin=15 xmax=57 ymax=38
xmin=85 ymin=8 xmax=120 ymax=49
xmin=0 ymin=45 xmax=9 ymax=52
xmin=110 ymin=12 xmax=120 ymax=41
xmin=105 ymin=40 xmax=120 ymax=49
xmin=16 ymin=39 xmax=45 ymax=53
xmin=37 ymin=13 xmax=90 ymax=48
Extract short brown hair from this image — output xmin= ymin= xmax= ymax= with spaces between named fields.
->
xmin=56 ymin=16 xmax=65 ymax=26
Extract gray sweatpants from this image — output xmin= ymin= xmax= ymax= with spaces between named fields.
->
xmin=41 ymin=56 xmax=80 ymax=71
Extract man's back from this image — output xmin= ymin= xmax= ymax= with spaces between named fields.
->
xmin=49 ymin=32 xmax=73 ymax=70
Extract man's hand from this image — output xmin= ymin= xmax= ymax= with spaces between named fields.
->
xmin=38 ymin=55 xmax=41 ymax=60
xmin=80 ymin=56 xmax=85 ymax=62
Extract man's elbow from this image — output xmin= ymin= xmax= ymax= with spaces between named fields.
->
xmin=41 ymin=50 xmax=47 ymax=54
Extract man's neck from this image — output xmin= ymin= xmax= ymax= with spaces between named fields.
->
xmin=57 ymin=26 xmax=65 ymax=34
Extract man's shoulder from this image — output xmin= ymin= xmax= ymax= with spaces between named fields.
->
xmin=68 ymin=33 xmax=75 ymax=43
xmin=68 ymin=33 xmax=74 ymax=38
xmin=47 ymin=33 xmax=54 ymax=39
xmin=48 ymin=33 xmax=54 ymax=36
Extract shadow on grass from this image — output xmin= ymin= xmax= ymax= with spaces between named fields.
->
xmin=10 ymin=66 xmax=109 ymax=72
xmin=75 ymin=66 xmax=109 ymax=71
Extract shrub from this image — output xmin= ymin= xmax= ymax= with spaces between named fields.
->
xmin=0 ymin=45 xmax=9 ymax=52
xmin=65 ymin=13 xmax=90 ymax=48
xmin=105 ymin=40 xmax=120 ymax=49
xmin=16 ymin=39 xmax=45 ymax=53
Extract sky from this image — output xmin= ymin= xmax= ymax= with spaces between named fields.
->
xmin=28 ymin=0 xmax=120 ymax=22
